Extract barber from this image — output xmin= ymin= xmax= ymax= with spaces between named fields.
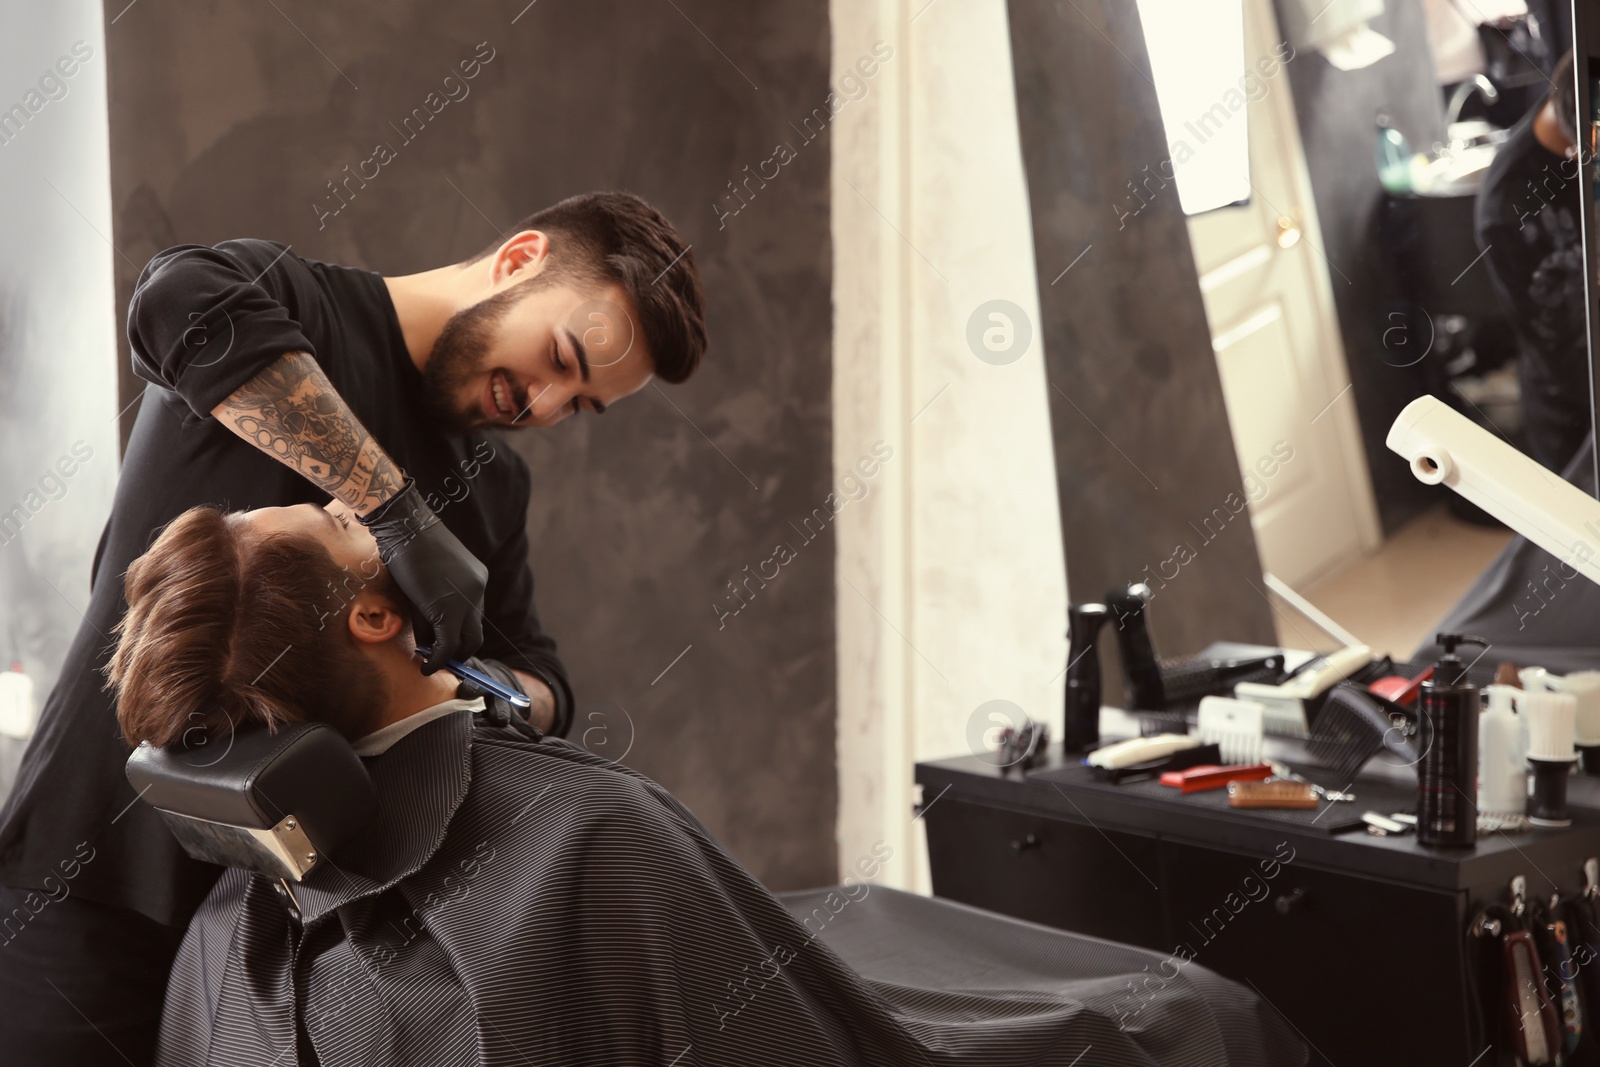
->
xmin=0 ymin=191 xmax=706 ymax=1066
xmin=1476 ymin=49 xmax=1590 ymax=472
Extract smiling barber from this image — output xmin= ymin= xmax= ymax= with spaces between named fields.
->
xmin=0 ymin=191 xmax=706 ymax=1066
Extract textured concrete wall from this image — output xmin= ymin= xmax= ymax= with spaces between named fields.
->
xmin=102 ymin=0 xmax=837 ymax=888
xmin=1006 ymin=0 xmax=1278 ymax=659
xmin=0 ymin=3 xmax=119 ymax=800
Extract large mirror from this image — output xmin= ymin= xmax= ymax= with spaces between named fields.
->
xmin=1135 ymin=0 xmax=1592 ymax=660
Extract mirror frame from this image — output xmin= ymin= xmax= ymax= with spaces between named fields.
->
xmin=1575 ymin=0 xmax=1600 ymax=492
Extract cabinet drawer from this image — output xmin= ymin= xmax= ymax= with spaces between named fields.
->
xmin=923 ymin=796 xmax=1167 ymax=951
xmin=1159 ymin=838 xmax=1469 ymax=1066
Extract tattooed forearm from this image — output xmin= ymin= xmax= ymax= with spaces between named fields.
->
xmin=210 ymin=351 xmax=405 ymax=514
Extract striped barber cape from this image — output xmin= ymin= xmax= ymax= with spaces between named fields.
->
xmin=155 ymin=710 xmax=1304 ymax=1066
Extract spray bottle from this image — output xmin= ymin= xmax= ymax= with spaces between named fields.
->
xmin=1062 ymin=602 xmax=1109 ymax=753
xmin=1417 ymin=633 xmax=1485 ymax=848
xmin=1478 ymin=684 xmax=1524 ymax=818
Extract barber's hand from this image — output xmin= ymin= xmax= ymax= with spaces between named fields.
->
xmin=454 ymin=657 xmax=527 ymax=728
xmin=359 ymin=479 xmax=487 ymax=673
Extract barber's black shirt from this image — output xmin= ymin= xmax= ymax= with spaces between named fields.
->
xmin=1476 ymin=106 xmax=1592 ymax=471
xmin=0 ymin=239 xmax=571 ymax=928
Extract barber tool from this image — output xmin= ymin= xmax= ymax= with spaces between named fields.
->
xmin=1368 ymin=666 xmax=1429 ymax=707
xmin=1530 ymin=894 xmax=1586 ymax=1057
xmin=413 ymin=645 xmax=532 ymax=714
xmin=996 ymin=718 xmax=1049 ymax=773
xmin=1361 ymin=811 xmax=1410 ymax=836
xmin=1305 ymin=683 xmax=1415 ymax=790
xmin=1571 ymin=859 xmax=1600 ymax=1036
xmin=1255 ymin=572 xmax=1376 ymax=727
xmin=1526 ymin=669 xmax=1600 ymax=775
xmin=1267 ymin=761 xmax=1353 ymax=803
xmin=1525 ymin=687 xmax=1578 ymax=828
xmin=1105 ymin=584 xmax=1164 ymax=711
xmin=1469 ymin=889 xmax=1562 ymax=1065
xmin=1227 ymin=778 xmax=1318 ymax=809
xmin=1521 ymin=666 xmax=1552 ymax=690
xmin=1414 ymin=634 xmax=1485 ymax=848
xmin=1158 ymin=762 xmax=1273 ymax=793
xmin=1508 ymin=875 xmax=1564 ymax=1064
xmin=1090 ymin=740 xmax=1219 ymax=783
xmin=1157 ymin=652 xmax=1284 ymax=704
xmin=1234 ymin=644 xmax=1374 ymax=738
xmin=1062 ymin=602 xmax=1109 ymax=753
xmin=1479 ymin=685 xmax=1526 ymax=819
xmin=1087 ymin=732 xmax=1199 ymax=770
xmin=1196 ymin=696 xmax=1266 ymax=764
xmin=1564 ymin=671 xmax=1600 ymax=774
xmin=125 ymin=721 xmax=378 ymax=889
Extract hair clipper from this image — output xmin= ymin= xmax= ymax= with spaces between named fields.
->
xmin=1106 ymin=584 xmax=1165 ymax=711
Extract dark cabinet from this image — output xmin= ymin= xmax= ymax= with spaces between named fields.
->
xmin=918 ymin=748 xmax=1600 ymax=1067
xmin=925 ymin=797 xmax=1166 ymax=950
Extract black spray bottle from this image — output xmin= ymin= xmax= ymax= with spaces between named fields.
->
xmin=1417 ymin=633 xmax=1486 ymax=848
xmin=1063 ymin=603 xmax=1109 ymax=753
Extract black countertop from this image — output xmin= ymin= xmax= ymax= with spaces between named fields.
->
xmin=915 ymin=740 xmax=1600 ymax=893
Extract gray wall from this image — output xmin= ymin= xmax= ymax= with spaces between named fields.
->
xmin=102 ymin=0 xmax=837 ymax=888
xmin=1006 ymin=0 xmax=1277 ymax=661
xmin=0 ymin=3 xmax=119 ymax=798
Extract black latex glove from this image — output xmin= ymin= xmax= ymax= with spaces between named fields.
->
xmin=359 ymin=478 xmax=487 ymax=673
xmin=454 ymin=657 xmax=528 ymax=728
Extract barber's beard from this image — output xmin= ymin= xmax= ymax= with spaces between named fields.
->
xmin=420 ymin=276 xmax=554 ymax=433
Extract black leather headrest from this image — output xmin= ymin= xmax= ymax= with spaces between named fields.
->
xmin=126 ymin=721 xmax=377 ymax=876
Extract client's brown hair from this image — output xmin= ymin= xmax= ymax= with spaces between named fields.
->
xmin=105 ymin=506 xmax=395 ymax=748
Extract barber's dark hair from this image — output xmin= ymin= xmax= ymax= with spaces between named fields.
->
xmin=1550 ymin=50 xmax=1578 ymax=147
xmin=105 ymin=506 xmax=394 ymax=748
xmin=465 ymin=191 xmax=707 ymax=384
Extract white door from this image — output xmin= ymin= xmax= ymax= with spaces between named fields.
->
xmin=1179 ymin=0 xmax=1383 ymax=587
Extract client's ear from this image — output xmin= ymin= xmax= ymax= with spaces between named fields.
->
xmin=346 ymin=592 xmax=406 ymax=645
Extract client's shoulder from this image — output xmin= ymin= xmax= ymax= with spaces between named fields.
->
xmin=465 ymin=732 xmax=685 ymax=822
xmin=423 ymin=732 xmax=722 ymax=895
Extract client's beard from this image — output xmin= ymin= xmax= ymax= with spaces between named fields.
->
xmin=321 ymin=576 xmax=412 ymax=742
xmin=420 ymin=276 xmax=553 ymax=433
xmin=322 ymin=643 xmax=392 ymax=742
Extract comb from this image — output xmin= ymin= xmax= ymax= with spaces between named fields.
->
xmin=1227 ymin=779 xmax=1318 ymax=809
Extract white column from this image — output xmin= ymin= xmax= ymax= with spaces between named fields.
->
xmin=832 ymin=0 xmax=1069 ymax=893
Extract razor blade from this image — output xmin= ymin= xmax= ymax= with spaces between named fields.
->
xmin=413 ymin=645 xmax=532 ymax=712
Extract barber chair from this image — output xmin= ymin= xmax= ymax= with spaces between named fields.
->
xmin=125 ymin=722 xmax=376 ymax=890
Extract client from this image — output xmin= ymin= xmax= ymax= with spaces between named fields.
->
xmin=108 ymin=501 xmax=1301 ymax=1066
